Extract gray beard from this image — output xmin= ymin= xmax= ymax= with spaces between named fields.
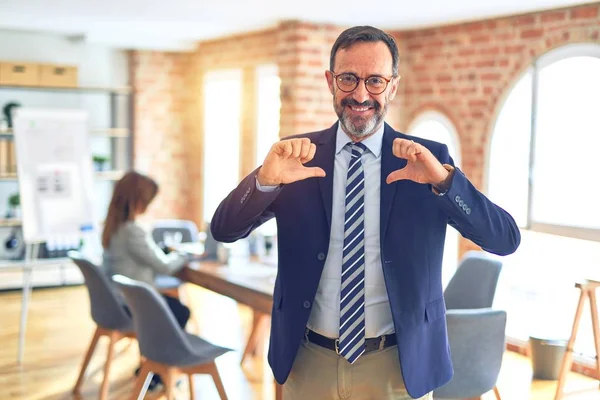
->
xmin=340 ymin=113 xmax=378 ymax=138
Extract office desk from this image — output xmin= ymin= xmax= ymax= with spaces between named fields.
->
xmin=555 ymin=278 xmax=600 ymax=399
xmin=178 ymin=260 xmax=282 ymax=400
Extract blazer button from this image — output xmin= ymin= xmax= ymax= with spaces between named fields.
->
xmin=458 ymin=199 xmax=464 ymax=207
xmin=317 ymin=252 xmax=326 ymax=261
xmin=455 ymin=195 xmax=461 ymax=203
xmin=303 ymin=300 xmax=311 ymax=309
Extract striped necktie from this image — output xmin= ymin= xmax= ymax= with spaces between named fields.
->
xmin=339 ymin=142 xmax=367 ymax=364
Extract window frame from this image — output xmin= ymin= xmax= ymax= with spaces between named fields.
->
xmin=486 ymin=43 xmax=600 ymax=242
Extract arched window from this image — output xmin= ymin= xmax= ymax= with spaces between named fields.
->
xmin=408 ymin=111 xmax=461 ymax=288
xmin=488 ymin=44 xmax=600 ymax=357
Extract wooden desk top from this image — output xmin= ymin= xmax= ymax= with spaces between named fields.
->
xmin=178 ymin=260 xmax=276 ymax=315
xmin=575 ymin=278 xmax=600 ymax=289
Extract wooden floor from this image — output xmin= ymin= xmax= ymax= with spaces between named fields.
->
xmin=0 ymin=285 xmax=598 ymax=400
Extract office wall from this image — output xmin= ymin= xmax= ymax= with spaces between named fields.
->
xmin=131 ymin=3 xmax=599 ymax=232
xmin=394 ymin=3 xmax=600 ymax=253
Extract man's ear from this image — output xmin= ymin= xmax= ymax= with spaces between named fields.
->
xmin=387 ymin=76 xmax=400 ymax=101
xmin=325 ymin=70 xmax=335 ymax=95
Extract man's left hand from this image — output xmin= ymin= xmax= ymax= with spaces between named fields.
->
xmin=386 ymin=138 xmax=449 ymax=186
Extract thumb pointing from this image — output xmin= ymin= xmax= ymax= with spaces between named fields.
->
xmin=386 ymin=169 xmax=408 ymax=184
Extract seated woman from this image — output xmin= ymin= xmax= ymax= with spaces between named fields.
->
xmin=101 ymin=170 xmax=191 ymax=329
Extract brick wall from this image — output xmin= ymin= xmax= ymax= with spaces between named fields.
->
xmin=131 ymin=51 xmax=197 ymax=222
xmin=132 ymin=3 xmax=600 ymax=236
xmin=393 ymin=3 xmax=600 ymax=254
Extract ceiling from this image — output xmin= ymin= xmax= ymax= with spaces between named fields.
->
xmin=0 ymin=0 xmax=591 ymax=51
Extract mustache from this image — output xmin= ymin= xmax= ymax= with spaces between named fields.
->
xmin=341 ymin=98 xmax=380 ymax=111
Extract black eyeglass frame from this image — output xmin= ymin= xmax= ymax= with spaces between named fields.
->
xmin=329 ymin=71 xmax=399 ymax=95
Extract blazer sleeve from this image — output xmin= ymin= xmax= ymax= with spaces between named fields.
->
xmin=211 ymin=167 xmax=280 ymax=243
xmin=435 ymin=145 xmax=521 ymax=256
xmin=124 ymin=223 xmax=188 ymax=275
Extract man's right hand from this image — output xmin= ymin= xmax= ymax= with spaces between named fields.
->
xmin=257 ymin=138 xmax=326 ymax=186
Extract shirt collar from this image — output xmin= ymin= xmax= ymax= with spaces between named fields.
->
xmin=335 ymin=121 xmax=384 ymax=158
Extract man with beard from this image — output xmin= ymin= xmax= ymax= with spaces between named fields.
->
xmin=210 ymin=26 xmax=520 ymax=399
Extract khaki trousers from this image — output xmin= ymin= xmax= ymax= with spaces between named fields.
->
xmin=283 ymin=340 xmax=432 ymax=400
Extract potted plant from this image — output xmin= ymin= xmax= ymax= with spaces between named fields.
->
xmin=7 ymin=192 xmax=20 ymax=218
xmin=92 ymin=155 xmax=110 ymax=171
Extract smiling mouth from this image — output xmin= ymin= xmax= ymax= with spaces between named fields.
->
xmin=347 ymin=105 xmax=373 ymax=112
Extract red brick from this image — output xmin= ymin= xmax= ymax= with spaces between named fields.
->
xmin=505 ymin=44 xmax=526 ymax=54
xmin=541 ymin=11 xmax=566 ymax=23
xmin=521 ymin=29 xmax=544 ymax=39
xmin=571 ymin=6 xmax=598 ymax=19
xmin=470 ymin=35 xmax=492 ymax=44
xmin=512 ymin=15 xmax=536 ymax=26
xmin=475 ymin=60 xmax=496 ymax=68
xmin=481 ymin=73 xmax=502 ymax=81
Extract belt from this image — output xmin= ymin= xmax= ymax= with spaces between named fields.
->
xmin=305 ymin=329 xmax=396 ymax=355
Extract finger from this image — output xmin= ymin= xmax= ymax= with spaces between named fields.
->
xmin=304 ymin=166 xmax=326 ymax=178
xmin=386 ymin=168 xmax=408 ymax=184
xmin=301 ymin=143 xmax=317 ymax=164
xmin=408 ymin=140 xmax=421 ymax=162
xmin=278 ymin=140 xmax=293 ymax=158
xmin=289 ymin=139 xmax=302 ymax=159
xmin=299 ymin=138 xmax=311 ymax=160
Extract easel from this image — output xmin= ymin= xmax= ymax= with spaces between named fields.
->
xmin=554 ymin=278 xmax=600 ymax=400
xmin=17 ymin=241 xmax=41 ymax=364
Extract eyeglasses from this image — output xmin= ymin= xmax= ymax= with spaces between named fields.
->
xmin=330 ymin=71 xmax=398 ymax=95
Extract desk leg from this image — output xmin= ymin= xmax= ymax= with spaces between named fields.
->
xmin=17 ymin=243 xmax=38 ymax=364
xmin=555 ymin=288 xmax=587 ymax=400
xmin=241 ymin=312 xmax=270 ymax=365
xmin=588 ymin=289 xmax=600 ymax=378
xmin=275 ymin=382 xmax=282 ymax=400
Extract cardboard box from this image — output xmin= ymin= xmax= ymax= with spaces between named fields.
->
xmin=39 ymin=64 xmax=78 ymax=88
xmin=0 ymin=62 xmax=40 ymax=86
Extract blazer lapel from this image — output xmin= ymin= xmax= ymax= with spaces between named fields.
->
xmin=312 ymin=124 xmax=337 ymax=231
xmin=380 ymin=124 xmax=408 ymax=239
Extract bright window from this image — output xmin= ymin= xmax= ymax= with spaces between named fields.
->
xmin=203 ymin=69 xmax=242 ymax=222
xmin=408 ymin=111 xmax=461 ymax=288
xmin=488 ymin=44 xmax=600 ymax=360
xmin=254 ymin=65 xmax=280 ymax=237
xmin=255 ymin=64 xmax=281 ymax=169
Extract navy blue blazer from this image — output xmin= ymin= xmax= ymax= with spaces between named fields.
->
xmin=211 ymin=122 xmax=520 ymax=398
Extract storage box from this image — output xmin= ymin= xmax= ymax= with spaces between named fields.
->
xmin=39 ymin=64 xmax=78 ymax=88
xmin=0 ymin=62 xmax=40 ymax=86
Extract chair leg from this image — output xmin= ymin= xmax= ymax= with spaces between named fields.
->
xmin=163 ymin=367 xmax=176 ymax=400
xmin=99 ymin=331 xmax=118 ymax=400
xmin=241 ymin=312 xmax=269 ymax=364
xmin=130 ymin=363 xmax=153 ymax=400
xmin=183 ymin=284 xmax=201 ymax=334
xmin=188 ymin=374 xmax=196 ymax=400
xmin=493 ymin=385 xmax=501 ymax=400
xmin=208 ymin=362 xmax=228 ymax=400
xmin=73 ymin=326 xmax=102 ymax=393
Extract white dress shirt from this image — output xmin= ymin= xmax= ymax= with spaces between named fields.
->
xmin=306 ymin=123 xmax=394 ymax=338
xmin=256 ymin=122 xmax=394 ymax=339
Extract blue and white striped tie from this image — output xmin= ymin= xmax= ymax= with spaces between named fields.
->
xmin=339 ymin=142 xmax=367 ymax=364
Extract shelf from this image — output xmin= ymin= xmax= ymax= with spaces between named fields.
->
xmin=0 ymin=84 xmax=131 ymax=95
xmin=95 ymin=170 xmax=125 ymax=180
xmin=0 ymin=170 xmax=125 ymax=181
xmin=0 ymin=257 xmax=72 ymax=270
xmin=0 ymin=128 xmax=130 ymax=138
xmin=0 ymin=173 xmax=17 ymax=181
xmin=0 ymin=218 xmax=21 ymax=227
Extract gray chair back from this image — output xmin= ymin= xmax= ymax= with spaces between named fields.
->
xmin=68 ymin=251 xmax=132 ymax=332
xmin=444 ymin=251 xmax=502 ymax=309
xmin=113 ymin=274 xmax=224 ymax=366
xmin=202 ymin=222 xmax=219 ymax=260
xmin=434 ymin=309 xmax=507 ymax=399
xmin=151 ymin=219 xmax=199 ymax=248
